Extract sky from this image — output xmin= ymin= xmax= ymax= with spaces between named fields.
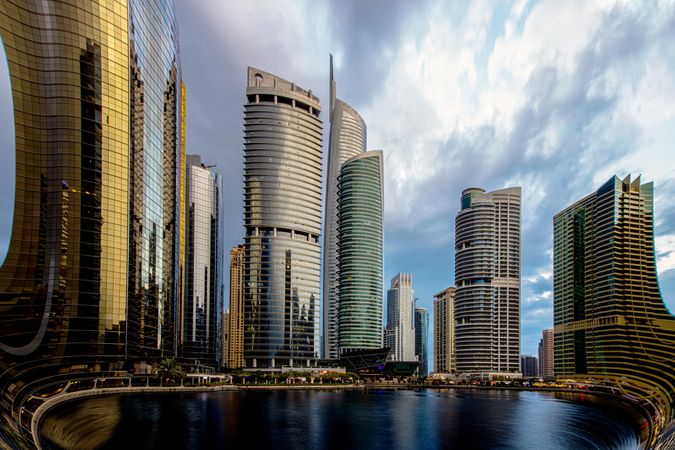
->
xmin=1 ymin=0 xmax=675 ymax=364
xmin=171 ymin=0 xmax=675 ymax=359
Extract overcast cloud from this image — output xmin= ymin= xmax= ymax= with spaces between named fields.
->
xmin=173 ymin=0 xmax=675 ymax=358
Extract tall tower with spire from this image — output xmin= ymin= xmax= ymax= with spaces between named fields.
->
xmin=322 ymin=55 xmax=367 ymax=359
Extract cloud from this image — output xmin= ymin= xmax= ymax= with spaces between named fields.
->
xmin=172 ymin=0 xmax=675 ymax=357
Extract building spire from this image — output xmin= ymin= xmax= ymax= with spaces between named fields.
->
xmin=329 ymin=53 xmax=336 ymax=121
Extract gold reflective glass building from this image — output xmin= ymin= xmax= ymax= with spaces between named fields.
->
xmin=553 ymin=175 xmax=675 ymax=444
xmin=228 ymin=244 xmax=245 ymax=369
xmin=0 ymin=0 xmax=183 ymax=439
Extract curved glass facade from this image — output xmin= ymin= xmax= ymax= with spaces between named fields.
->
xmin=183 ymin=155 xmax=223 ymax=366
xmin=336 ymin=151 xmax=383 ymax=353
xmin=0 ymin=0 xmax=182 ymax=439
xmin=127 ymin=0 xmax=183 ymax=361
xmin=455 ymin=187 xmax=521 ymax=376
xmin=554 ymin=175 xmax=675 ymax=445
xmin=323 ymin=56 xmax=367 ymax=359
xmin=243 ymin=67 xmax=322 ymax=368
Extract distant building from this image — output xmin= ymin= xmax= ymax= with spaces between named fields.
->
xmin=386 ymin=273 xmax=416 ymax=361
xmin=183 ymin=154 xmax=224 ymax=367
xmin=323 ymin=55 xmax=367 ymax=359
xmin=222 ymin=310 xmax=230 ymax=368
xmin=242 ymin=68 xmax=322 ymax=368
xmin=538 ymin=329 xmax=554 ymax=379
xmin=553 ymin=175 xmax=675 ymax=431
xmin=227 ymin=245 xmax=245 ymax=369
xmin=455 ymin=187 xmax=521 ymax=379
xmin=337 ymin=151 xmax=384 ymax=353
xmin=434 ymin=287 xmax=456 ymax=373
xmin=520 ymin=355 xmax=538 ymax=377
xmin=415 ymin=307 xmax=429 ymax=376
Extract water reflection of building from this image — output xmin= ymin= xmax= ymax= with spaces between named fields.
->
xmin=553 ymin=175 xmax=675 ymax=444
xmin=242 ymin=68 xmax=322 ymax=369
xmin=0 ymin=0 xmax=183 ymax=440
xmin=182 ymin=155 xmax=223 ymax=367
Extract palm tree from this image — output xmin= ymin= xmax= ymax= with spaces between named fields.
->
xmin=156 ymin=357 xmax=185 ymax=386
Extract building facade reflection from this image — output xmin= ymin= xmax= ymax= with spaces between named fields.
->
xmin=0 ymin=0 xmax=183 ymax=439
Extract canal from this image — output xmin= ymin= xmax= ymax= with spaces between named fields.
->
xmin=39 ymin=388 xmax=645 ymax=449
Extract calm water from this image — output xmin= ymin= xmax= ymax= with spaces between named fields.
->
xmin=39 ymin=389 xmax=644 ymax=449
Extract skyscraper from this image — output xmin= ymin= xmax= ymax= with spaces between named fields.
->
xmin=243 ymin=68 xmax=322 ymax=369
xmin=434 ymin=287 xmax=456 ymax=374
xmin=553 ymin=175 xmax=675 ymax=433
xmin=182 ymin=155 xmax=223 ymax=366
xmin=538 ymin=328 xmax=554 ymax=379
xmin=222 ymin=310 xmax=230 ymax=369
xmin=0 ymin=0 xmax=183 ymax=438
xmin=337 ymin=151 xmax=384 ymax=354
xmin=323 ymin=55 xmax=367 ymax=359
xmin=455 ymin=187 xmax=521 ymax=378
xmin=228 ymin=244 xmax=245 ymax=369
xmin=415 ymin=306 xmax=429 ymax=377
xmin=385 ymin=273 xmax=415 ymax=361
xmin=520 ymin=355 xmax=538 ymax=377
xmin=126 ymin=0 xmax=184 ymax=361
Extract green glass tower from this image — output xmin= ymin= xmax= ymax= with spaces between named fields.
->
xmin=553 ymin=175 xmax=675 ymax=444
xmin=337 ymin=151 xmax=384 ymax=353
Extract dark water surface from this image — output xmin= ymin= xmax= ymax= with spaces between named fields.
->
xmin=39 ymin=389 xmax=644 ymax=449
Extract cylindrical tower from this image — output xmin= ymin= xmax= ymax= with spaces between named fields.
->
xmin=455 ymin=187 xmax=521 ymax=377
xmin=243 ymin=67 xmax=323 ymax=368
xmin=337 ymin=151 xmax=383 ymax=353
xmin=323 ymin=55 xmax=367 ymax=359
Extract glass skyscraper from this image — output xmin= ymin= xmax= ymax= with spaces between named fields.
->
xmin=126 ymin=0 xmax=184 ymax=362
xmin=553 ymin=175 xmax=675 ymax=443
xmin=414 ymin=306 xmax=429 ymax=377
xmin=538 ymin=328 xmax=553 ymax=379
xmin=323 ymin=55 xmax=367 ymax=359
xmin=336 ymin=151 xmax=383 ymax=353
xmin=0 ymin=0 xmax=183 ymax=439
xmin=182 ymin=155 xmax=223 ymax=366
xmin=455 ymin=187 xmax=521 ymax=378
xmin=385 ymin=273 xmax=416 ymax=362
xmin=242 ymin=67 xmax=322 ymax=369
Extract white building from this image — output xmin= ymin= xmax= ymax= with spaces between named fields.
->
xmin=385 ymin=273 xmax=416 ymax=361
xmin=455 ymin=187 xmax=521 ymax=378
xmin=183 ymin=154 xmax=223 ymax=365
